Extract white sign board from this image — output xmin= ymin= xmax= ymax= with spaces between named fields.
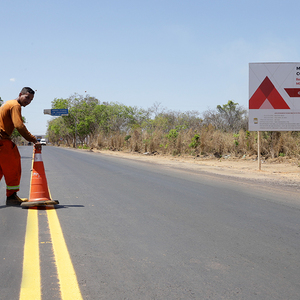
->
xmin=249 ymin=62 xmax=300 ymax=131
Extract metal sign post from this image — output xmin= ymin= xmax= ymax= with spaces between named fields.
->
xmin=257 ymin=131 xmax=261 ymax=171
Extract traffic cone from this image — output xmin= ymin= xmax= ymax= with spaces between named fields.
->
xmin=21 ymin=145 xmax=59 ymax=208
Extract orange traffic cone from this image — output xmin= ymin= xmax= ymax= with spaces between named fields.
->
xmin=21 ymin=145 xmax=59 ymax=208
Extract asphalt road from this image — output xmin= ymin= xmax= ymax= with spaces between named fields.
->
xmin=1 ymin=146 xmax=300 ymax=299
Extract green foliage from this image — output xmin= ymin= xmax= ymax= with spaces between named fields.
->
xmin=142 ymin=110 xmax=202 ymax=134
xmin=47 ymin=93 xmax=149 ymax=147
xmin=167 ymin=129 xmax=179 ymax=140
xmin=262 ymin=132 xmax=270 ymax=140
xmin=216 ymin=101 xmax=242 ymax=131
xmin=51 ymin=98 xmax=69 ymax=109
xmin=189 ymin=133 xmax=200 ymax=148
xmin=233 ymin=133 xmax=239 ymax=146
xmin=78 ymin=144 xmax=89 ymax=149
xmin=47 ymin=92 xmax=208 ymax=149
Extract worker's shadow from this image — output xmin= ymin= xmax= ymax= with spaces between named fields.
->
xmin=0 ymin=204 xmax=84 ymax=210
xmin=30 ymin=204 xmax=85 ymax=210
xmin=49 ymin=204 xmax=85 ymax=210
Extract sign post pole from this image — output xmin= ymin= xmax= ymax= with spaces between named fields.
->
xmin=257 ymin=131 xmax=261 ymax=171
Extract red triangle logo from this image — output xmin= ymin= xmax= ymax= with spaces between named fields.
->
xmin=249 ymin=77 xmax=290 ymax=109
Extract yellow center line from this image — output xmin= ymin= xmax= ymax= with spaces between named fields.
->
xmin=20 ymin=209 xmax=41 ymax=300
xmin=46 ymin=208 xmax=83 ymax=300
xmin=20 ymin=148 xmax=83 ymax=299
xmin=20 ymin=207 xmax=83 ymax=300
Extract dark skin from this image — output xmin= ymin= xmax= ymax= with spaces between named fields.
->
xmin=17 ymin=92 xmax=34 ymax=107
xmin=16 ymin=92 xmax=42 ymax=150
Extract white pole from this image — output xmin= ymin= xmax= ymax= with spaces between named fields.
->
xmin=258 ymin=131 xmax=261 ymax=170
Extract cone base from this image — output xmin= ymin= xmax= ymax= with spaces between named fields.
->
xmin=21 ymin=200 xmax=59 ymax=208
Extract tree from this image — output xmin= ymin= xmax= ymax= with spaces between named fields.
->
xmin=50 ymin=94 xmax=104 ymax=146
xmin=47 ymin=117 xmax=71 ymax=145
xmin=48 ymin=93 xmax=151 ymax=147
xmin=51 ymin=98 xmax=69 ymax=109
xmin=203 ymin=100 xmax=247 ymax=132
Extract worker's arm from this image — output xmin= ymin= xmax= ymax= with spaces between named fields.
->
xmin=11 ymin=105 xmax=37 ymax=143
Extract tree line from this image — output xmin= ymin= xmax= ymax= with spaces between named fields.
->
xmin=47 ymin=94 xmax=300 ymax=160
xmin=2 ymin=92 xmax=297 ymax=159
xmin=47 ymin=93 xmax=251 ymax=152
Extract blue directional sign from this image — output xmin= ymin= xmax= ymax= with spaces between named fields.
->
xmin=51 ymin=109 xmax=69 ymax=116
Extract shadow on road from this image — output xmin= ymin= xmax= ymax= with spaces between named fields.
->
xmin=27 ymin=204 xmax=85 ymax=210
xmin=0 ymin=204 xmax=85 ymax=210
xmin=54 ymin=205 xmax=85 ymax=209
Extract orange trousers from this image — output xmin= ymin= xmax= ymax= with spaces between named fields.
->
xmin=0 ymin=140 xmax=21 ymax=197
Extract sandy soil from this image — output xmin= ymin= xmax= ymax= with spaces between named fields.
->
xmin=92 ymin=149 xmax=300 ymax=191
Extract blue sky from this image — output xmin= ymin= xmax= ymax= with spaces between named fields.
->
xmin=1 ymin=0 xmax=299 ymax=135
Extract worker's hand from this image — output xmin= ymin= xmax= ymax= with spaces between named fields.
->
xmin=34 ymin=142 xmax=42 ymax=150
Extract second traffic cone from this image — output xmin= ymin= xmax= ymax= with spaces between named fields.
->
xmin=21 ymin=145 xmax=59 ymax=208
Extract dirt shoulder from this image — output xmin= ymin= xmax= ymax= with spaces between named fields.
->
xmin=90 ymin=149 xmax=300 ymax=191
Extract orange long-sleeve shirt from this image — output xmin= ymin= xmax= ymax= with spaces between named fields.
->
xmin=0 ymin=99 xmax=37 ymax=143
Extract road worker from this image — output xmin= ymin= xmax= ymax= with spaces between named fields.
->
xmin=0 ymin=87 xmax=41 ymax=206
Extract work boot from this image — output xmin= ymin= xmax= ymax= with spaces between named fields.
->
xmin=6 ymin=192 xmax=28 ymax=206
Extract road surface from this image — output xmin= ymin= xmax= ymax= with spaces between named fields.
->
xmin=1 ymin=146 xmax=300 ymax=299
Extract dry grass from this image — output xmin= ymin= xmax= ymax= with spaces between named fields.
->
xmin=89 ymin=129 xmax=300 ymax=161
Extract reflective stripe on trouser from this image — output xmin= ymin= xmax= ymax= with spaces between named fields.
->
xmin=0 ymin=140 xmax=21 ymax=196
xmin=7 ymin=185 xmax=20 ymax=190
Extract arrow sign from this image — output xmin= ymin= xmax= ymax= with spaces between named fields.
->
xmin=284 ymin=88 xmax=300 ymax=97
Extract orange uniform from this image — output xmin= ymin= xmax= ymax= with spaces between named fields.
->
xmin=0 ymin=100 xmax=37 ymax=196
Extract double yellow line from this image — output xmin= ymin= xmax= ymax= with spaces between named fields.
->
xmin=19 ymin=208 xmax=83 ymax=300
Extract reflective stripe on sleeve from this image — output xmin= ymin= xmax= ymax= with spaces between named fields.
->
xmin=7 ymin=185 xmax=20 ymax=190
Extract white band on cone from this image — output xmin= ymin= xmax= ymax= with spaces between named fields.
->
xmin=34 ymin=153 xmax=43 ymax=162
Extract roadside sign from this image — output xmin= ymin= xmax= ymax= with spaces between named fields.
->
xmin=249 ymin=62 xmax=300 ymax=131
xmin=44 ymin=109 xmax=69 ymax=116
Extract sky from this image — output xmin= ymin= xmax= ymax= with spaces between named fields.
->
xmin=1 ymin=0 xmax=299 ymax=135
